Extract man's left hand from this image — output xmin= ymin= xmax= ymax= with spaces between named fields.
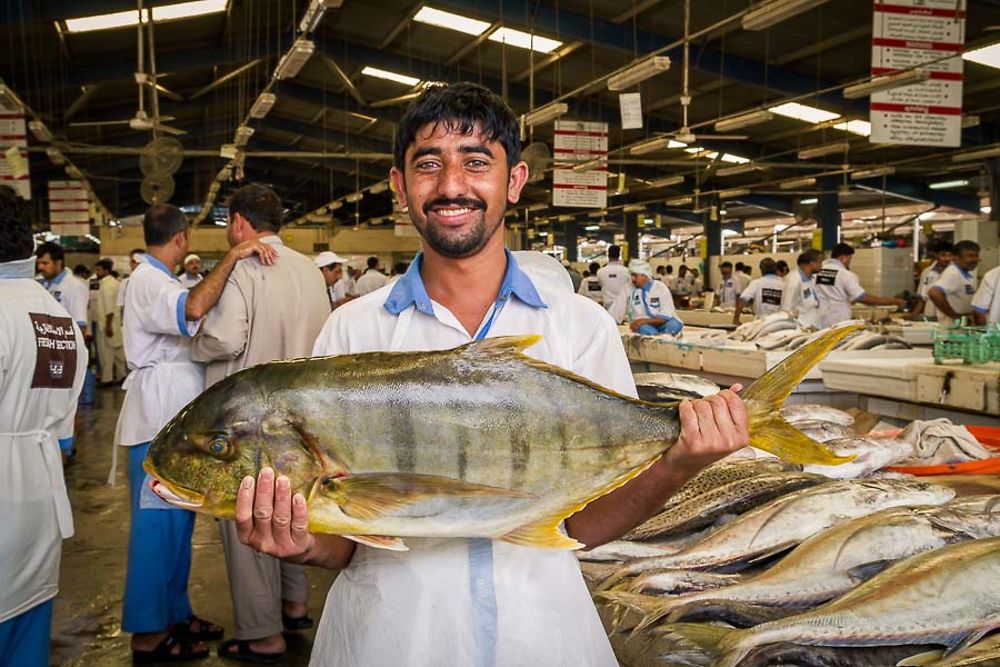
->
xmin=105 ymin=324 xmax=113 ymax=338
xmin=231 ymin=239 xmax=279 ymax=266
xmin=665 ymin=387 xmax=749 ymax=477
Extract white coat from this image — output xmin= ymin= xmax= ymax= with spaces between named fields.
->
xmin=596 ymin=261 xmax=630 ymax=312
xmin=0 ymin=256 xmax=86 ymax=623
xmin=354 ymin=268 xmax=389 ymax=296
xmin=307 ymin=250 xmax=631 ymax=667
xmin=781 ymin=268 xmax=821 ymax=328
xmin=813 ymin=258 xmax=866 ymax=328
xmin=930 ymin=263 xmax=979 ymax=326
xmin=40 ymin=268 xmax=89 ymax=329
xmin=972 ymin=266 xmax=1000 ymax=324
xmin=740 ymin=274 xmax=786 ymax=318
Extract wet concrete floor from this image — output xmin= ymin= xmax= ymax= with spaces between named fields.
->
xmin=52 ymin=387 xmax=337 ymax=666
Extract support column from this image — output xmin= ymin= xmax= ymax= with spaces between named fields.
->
xmin=624 ymin=214 xmax=639 ymax=262
xmin=706 ymin=211 xmax=721 ymax=290
xmin=564 ymin=221 xmax=578 ymax=262
xmin=817 ymin=177 xmax=841 ymax=251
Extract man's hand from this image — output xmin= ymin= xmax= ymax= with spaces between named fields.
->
xmin=235 ymin=467 xmax=314 ymax=560
xmin=665 ymin=388 xmax=749 ymax=477
xmin=230 ymin=239 xmax=278 ymax=265
xmin=629 ymin=319 xmax=644 ymax=332
xmin=105 ymin=324 xmax=114 ymax=338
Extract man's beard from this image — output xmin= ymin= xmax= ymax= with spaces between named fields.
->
xmin=412 ymin=196 xmax=503 ymax=259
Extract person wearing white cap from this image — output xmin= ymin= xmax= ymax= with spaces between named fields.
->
xmin=609 ymin=259 xmax=683 ymax=335
xmin=314 ymin=250 xmax=352 ymax=309
xmin=179 ymin=254 xmax=203 ymax=289
xmin=94 ymin=257 xmax=126 ymax=386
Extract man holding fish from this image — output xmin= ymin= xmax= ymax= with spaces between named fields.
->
xmin=229 ymin=83 xmax=754 ymax=666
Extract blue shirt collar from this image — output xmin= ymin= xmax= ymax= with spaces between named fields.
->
xmin=144 ymin=254 xmax=179 ymax=281
xmin=953 ymin=262 xmax=973 ymax=280
xmin=798 ymin=268 xmax=810 ymax=281
xmin=0 ymin=256 xmax=37 ymax=280
xmin=384 ymin=249 xmax=547 ymax=317
xmin=41 ymin=267 xmax=68 ymax=288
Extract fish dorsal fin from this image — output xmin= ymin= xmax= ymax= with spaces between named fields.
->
xmin=462 ymin=334 xmax=542 ymax=357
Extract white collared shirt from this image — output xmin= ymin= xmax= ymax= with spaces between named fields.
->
xmin=596 ymin=261 xmax=630 ymax=312
xmin=355 ymin=268 xmax=389 ymax=296
xmin=931 ymin=263 xmax=979 ymax=325
xmin=180 ymin=272 xmax=203 ymax=289
xmin=740 ymin=273 xmax=786 ymax=318
xmin=717 ymin=274 xmax=740 ymax=307
xmin=972 ymin=266 xmax=1000 ymax=325
xmin=814 ymin=258 xmax=866 ymax=328
xmin=117 ymin=256 xmax=204 ymax=446
xmin=577 ymin=275 xmax=603 ymax=304
xmin=917 ymin=264 xmax=945 ymax=318
xmin=609 ymin=279 xmax=676 ymax=324
xmin=782 ymin=268 xmax=821 ymax=327
xmin=40 ymin=269 xmax=89 ymax=328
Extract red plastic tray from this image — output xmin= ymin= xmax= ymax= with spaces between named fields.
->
xmin=886 ymin=426 xmax=1000 ymax=476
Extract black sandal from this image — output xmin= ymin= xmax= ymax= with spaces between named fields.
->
xmin=174 ymin=615 xmax=224 ymax=641
xmin=218 ymin=639 xmax=286 ymax=664
xmin=282 ymin=612 xmax=314 ymax=631
xmin=132 ymin=632 xmax=209 ymax=664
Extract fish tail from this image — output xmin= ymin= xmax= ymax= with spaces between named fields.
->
xmin=649 ymin=622 xmax=736 ymax=660
xmin=742 ymin=324 xmax=863 ymax=465
xmin=628 ymin=596 xmax=691 ymax=637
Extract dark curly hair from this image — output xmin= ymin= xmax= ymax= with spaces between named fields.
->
xmin=0 ymin=185 xmax=33 ymax=263
xmin=394 ymin=82 xmax=521 ymax=173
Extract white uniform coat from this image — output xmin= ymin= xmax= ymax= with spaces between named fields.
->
xmin=0 ymin=256 xmax=85 ymax=623
xmin=931 ymin=263 xmax=979 ymax=326
xmin=116 ymin=256 xmax=204 ymax=447
xmin=716 ymin=274 xmax=741 ymax=307
xmin=814 ymin=258 xmax=866 ymax=328
xmin=577 ymin=275 xmax=603 ymax=304
xmin=740 ymin=274 xmax=786 ymax=318
xmin=41 ymin=269 xmax=89 ymax=329
xmin=972 ymin=266 xmax=1000 ymax=324
xmin=354 ymin=268 xmax=389 ymax=296
xmin=596 ymin=261 xmax=630 ymax=312
xmin=307 ymin=251 xmax=631 ymax=667
xmin=609 ymin=280 xmax=677 ymax=324
xmin=781 ymin=268 xmax=821 ymax=327
xmin=916 ymin=264 xmax=944 ymax=319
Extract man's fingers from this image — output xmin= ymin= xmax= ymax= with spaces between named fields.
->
xmin=271 ymin=475 xmax=293 ymax=541
xmin=730 ymin=383 xmax=744 ymax=394
xmin=706 ymin=394 xmax=737 ymax=450
xmin=719 ymin=389 xmax=750 ymax=443
xmin=235 ymin=475 xmax=255 ymax=544
xmin=692 ymin=399 xmax=718 ymax=446
xmin=290 ymin=493 xmax=311 ymax=547
xmin=252 ymin=467 xmax=276 ymax=544
xmin=677 ymin=400 xmax=699 ymax=445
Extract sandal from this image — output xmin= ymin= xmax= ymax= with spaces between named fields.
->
xmin=175 ymin=615 xmax=224 ymax=641
xmin=282 ymin=612 xmax=314 ymax=631
xmin=132 ymin=632 xmax=209 ymax=664
xmin=218 ymin=639 xmax=285 ymax=664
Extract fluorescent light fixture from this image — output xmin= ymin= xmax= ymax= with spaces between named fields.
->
xmin=743 ymin=0 xmax=832 ymax=31
xmin=524 ymin=101 xmax=568 ymax=127
xmin=249 ymin=93 xmax=276 ymax=119
xmin=715 ymin=109 xmax=774 ymax=132
xmin=345 ymin=192 xmax=364 ymax=203
xmin=488 ymin=27 xmax=562 ymax=54
xmin=800 ymin=197 xmax=818 ymax=204
xmin=683 ymin=146 xmax=707 ymax=155
xmin=719 ymin=187 xmax=751 ymax=199
xmin=369 ymin=181 xmax=389 ymax=194
xmin=588 ymin=211 xmax=605 ymax=218
xmin=274 ymin=39 xmax=315 ymax=80
xmin=719 ymin=153 xmax=751 ymax=164
xmin=769 ymin=102 xmax=840 ymax=124
xmin=716 ymin=163 xmax=757 ymax=177
xmin=64 ymin=0 xmax=227 ymax=32
xmin=29 ymin=121 xmax=52 ymax=142
xmin=851 ymin=166 xmax=895 ymax=180
xmin=414 ymin=6 xmax=490 ymax=36
xmin=963 ymin=115 xmax=981 ymax=129
xmin=607 ymin=56 xmax=671 ymax=91
xmin=527 ymin=203 xmax=548 ymax=212
xmin=46 ymin=147 xmax=65 ymax=166
xmin=630 ymin=136 xmax=686 ymax=155
xmin=623 ymin=204 xmax=645 ymax=213
xmin=666 ymin=196 xmax=693 ymax=206
xmin=797 ymin=141 xmax=848 ymax=159
xmin=982 ymin=205 xmax=992 ymax=214
xmin=299 ymin=0 xmax=343 ymax=33
xmin=361 ymin=66 xmax=420 ymax=87
xmin=329 ymin=200 xmax=343 ymax=211
xmin=220 ymin=143 xmax=238 ymax=159
xmin=952 ymin=145 xmax=1000 ymax=162
xmin=585 ymin=224 xmax=601 ymax=231
xmin=572 ymin=158 xmax=603 ymax=172
xmin=779 ymin=177 xmax=816 ymax=190
xmin=234 ymin=125 xmax=254 ymax=147
xmin=843 ymin=68 xmax=929 ymax=99
xmin=834 ymin=119 xmax=872 ymax=137
xmin=963 ymin=43 xmax=1000 ymax=70
xmin=649 ymin=175 xmax=684 ymax=188
xmin=928 ymin=179 xmax=970 ymax=190
xmin=217 ymin=166 xmax=232 ymax=181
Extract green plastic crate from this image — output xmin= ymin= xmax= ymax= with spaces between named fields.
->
xmin=933 ymin=323 xmax=992 ymax=365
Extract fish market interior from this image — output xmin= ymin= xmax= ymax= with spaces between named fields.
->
xmin=4 ymin=0 xmax=1000 ymax=665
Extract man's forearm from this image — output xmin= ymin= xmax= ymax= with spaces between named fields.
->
xmin=292 ymin=534 xmax=356 ymax=570
xmin=974 ymin=311 xmax=987 ymax=326
xmin=186 ymin=252 xmax=237 ymax=320
xmin=928 ymin=291 xmax=957 ymax=319
xmin=733 ymin=300 xmax=745 ymax=323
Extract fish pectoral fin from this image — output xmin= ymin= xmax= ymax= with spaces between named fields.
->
xmin=343 ymin=534 xmax=409 ymax=551
xmin=847 ymin=559 xmax=894 ymax=582
xmin=896 ymin=651 xmax=945 ymax=667
xmin=325 ymin=473 xmax=532 ymax=522
xmin=500 ymin=511 xmax=583 ymax=550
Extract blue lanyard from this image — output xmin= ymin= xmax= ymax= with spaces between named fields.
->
xmin=475 ymin=295 xmax=508 ymax=341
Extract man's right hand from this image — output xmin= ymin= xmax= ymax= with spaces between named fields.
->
xmin=235 ymin=467 xmax=315 ymax=561
xmin=230 ymin=239 xmax=278 ymax=265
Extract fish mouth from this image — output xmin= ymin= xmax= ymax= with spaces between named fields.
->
xmin=143 ymin=459 xmax=205 ymax=509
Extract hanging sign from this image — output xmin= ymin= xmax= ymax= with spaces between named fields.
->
xmin=552 ymin=120 xmax=608 ymax=209
xmin=49 ymin=180 xmax=91 ymax=236
xmin=0 ymin=101 xmax=30 ymax=199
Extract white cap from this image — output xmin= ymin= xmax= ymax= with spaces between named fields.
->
xmin=628 ymin=258 xmax=653 ymax=278
xmin=314 ymin=251 xmax=349 ymax=268
xmin=183 ymin=254 xmax=201 ymax=265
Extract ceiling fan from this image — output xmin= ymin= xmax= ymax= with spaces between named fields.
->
xmin=70 ymin=1 xmax=186 ymax=136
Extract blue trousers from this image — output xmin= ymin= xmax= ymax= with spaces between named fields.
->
xmin=638 ymin=317 xmax=683 ymax=336
xmin=0 ymin=599 xmax=52 ymax=667
xmin=122 ymin=443 xmax=195 ymax=633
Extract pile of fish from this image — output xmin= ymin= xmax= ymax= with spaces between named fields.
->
xmin=697 ymin=313 xmax=913 ymax=352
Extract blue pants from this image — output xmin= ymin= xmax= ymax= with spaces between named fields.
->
xmin=638 ymin=317 xmax=683 ymax=336
xmin=122 ymin=443 xmax=195 ymax=633
xmin=0 ymin=599 xmax=52 ymax=667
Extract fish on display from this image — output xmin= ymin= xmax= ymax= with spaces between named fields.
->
xmin=625 ymin=569 xmax=743 ymax=595
xmin=577 ymin=539 xmax=686 ymax=563
xmin=624 ymin=471 xmax=825 ymax=540
xmin=754 ymin=328 xmax=805 ymax=350
xmin=899 ymin=633 xmax=1000 ymax=666
xmin=657 ymin=459 xmax=791 ymax=511
xmin=802 ymin=436 xmax=914 ymax=479
xmin=599 ymin=479 xmax=952 ymax=592
xmin=628 ymin=498 xmax=994 ymax=630
xmin=145 ymin=326 xmax=861 ymax=551
xmin=780 ymin=404 xmax=854 ymax=427
xmin=633 ymin=372 xmax=720 ymax=402
xmin=705 ymin=536 xmax=1000 ymax=667
xmin=795 ymin=421 xmax=856 ymax=443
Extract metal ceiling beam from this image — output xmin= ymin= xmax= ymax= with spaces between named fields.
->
xmin=64 ymin=85 xmax=101 ymax=120
xmin=189 ymin=59 xmax=264 ymax=100
xmin=853 ymin=177 xmax=980 ymax=213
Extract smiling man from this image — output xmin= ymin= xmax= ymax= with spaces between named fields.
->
xmin=233 ymin=82 xmax=749 ymax=667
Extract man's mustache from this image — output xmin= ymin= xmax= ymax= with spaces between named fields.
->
xmin=423 ymin=197 xmax=487 ymax=215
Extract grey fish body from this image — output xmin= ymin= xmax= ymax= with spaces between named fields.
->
xmin=739 ymin=642 xmax=942 ymax=667
xmin=633 ymin=372 xmax=720 ymax=399
xmin=803 ymin=437 xmax=913 ymax=479
xmin=718 ymin=536 xmax=1000 ymax=667
xmin=627 ymin=569 xmax=743 ymax=595
xmin=921 ymin=634 xmax=1000 ymax=666
xmin=781 ymin=404 xmax=855 ymax=427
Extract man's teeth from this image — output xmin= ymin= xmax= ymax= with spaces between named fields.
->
xmin=436 ymin=207 xmax=472 ymax=217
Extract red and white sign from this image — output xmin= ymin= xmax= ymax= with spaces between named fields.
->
xmin=0 ymin=102 xmax=30 ymax=199
xmin=552 ymin=120 xmax=608 ymax=209
xmin=49 ymin=180 xmax=91 ymax=236
xmin=870 ymin=0 xmax=965 ymax=147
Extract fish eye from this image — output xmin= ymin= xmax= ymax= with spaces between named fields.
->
xmin=208 ymin=436 xmax=230 ymax=457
